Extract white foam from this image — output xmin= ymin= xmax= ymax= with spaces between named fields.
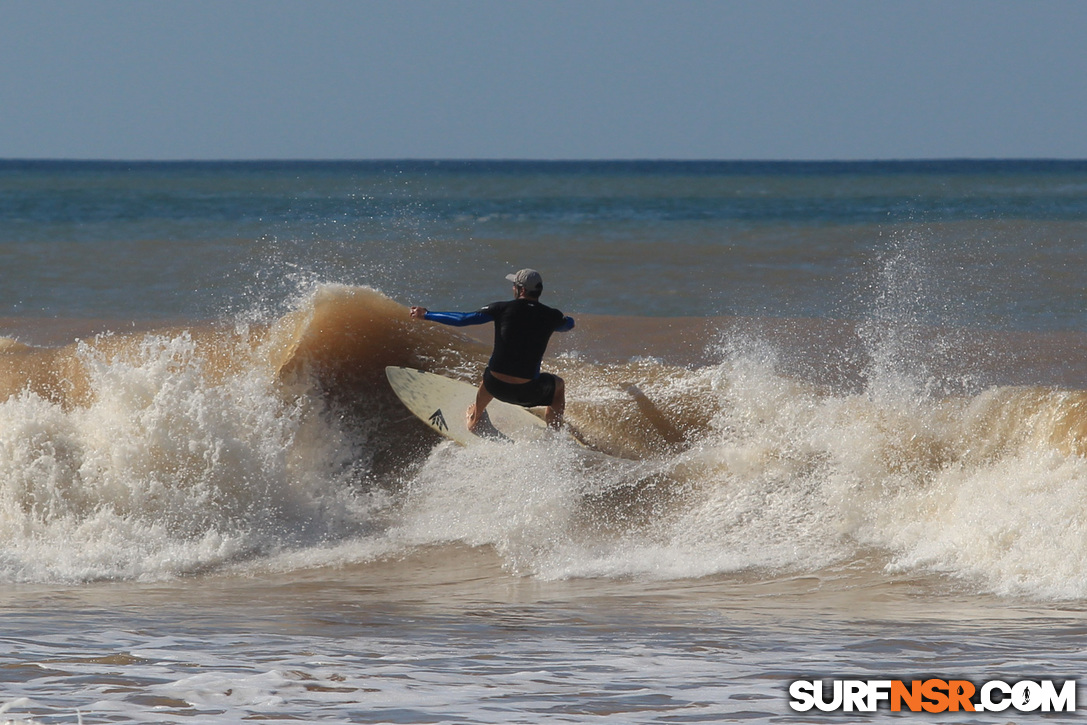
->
xmin=380 ymin=335 xmax=1087 ymax=599
xmin=0 ymin=331 xmax=371 ymax=583
xmin=5 ymin=309 xmax=1087 ymax=601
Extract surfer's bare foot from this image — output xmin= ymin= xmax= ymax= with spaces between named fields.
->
xmin=467 ymin=382 xmax=494 ymax=434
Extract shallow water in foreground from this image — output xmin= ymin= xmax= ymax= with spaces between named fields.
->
xmin=5 ymin=546 xmax=1086 ymax=724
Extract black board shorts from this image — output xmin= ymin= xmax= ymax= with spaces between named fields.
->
xmin=483 ymin=368 xmax=558 ymax=408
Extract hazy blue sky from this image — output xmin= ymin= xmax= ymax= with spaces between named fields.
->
xmin=3 ymin=0 xmax=1085 ymax=160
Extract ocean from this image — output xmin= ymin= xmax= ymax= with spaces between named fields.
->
xmin=2 ymin=159 xmax=1087 ymax=723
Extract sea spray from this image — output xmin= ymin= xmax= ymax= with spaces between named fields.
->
xmin=5 ymin=282 xmax=1087 ymax=599
xmin=0 ymin=328 xmax=368 ymax=583
xmin=395 ymin=442 xmax=563 ymax=571
xmin=381 ymin=322 xmax=1087 ymax=597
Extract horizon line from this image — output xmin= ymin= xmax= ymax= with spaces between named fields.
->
xmin=3 ymin=156 xmax=1086 ymax=164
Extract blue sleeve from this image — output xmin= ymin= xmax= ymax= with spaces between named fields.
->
xmin=556 ymin=316 xmax=575 ymax=332
xmin=423 ymin=310 xmax=493 ymax=327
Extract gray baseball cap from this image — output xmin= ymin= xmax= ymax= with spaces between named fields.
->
xmin=505 ymin=268 xmax=543 ymax=293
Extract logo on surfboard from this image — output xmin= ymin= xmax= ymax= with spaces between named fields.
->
xmin=428 ymin=409 xmax=448 ymax=432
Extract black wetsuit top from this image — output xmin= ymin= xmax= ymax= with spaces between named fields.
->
xmin=423 ymin=299 xmax=574 ymax=378
xmin=479 ymin=299 xmax=568 ymax=378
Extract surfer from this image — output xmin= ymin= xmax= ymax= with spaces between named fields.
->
xmin=410 ymin=269 xmax=575 ymax=432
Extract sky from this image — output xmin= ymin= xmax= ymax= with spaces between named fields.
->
xmin=2 ymin=0 xmax=1086 ymax=161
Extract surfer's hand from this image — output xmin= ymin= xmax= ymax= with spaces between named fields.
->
xmin=410 ymin=306 xmax=428 ymax=320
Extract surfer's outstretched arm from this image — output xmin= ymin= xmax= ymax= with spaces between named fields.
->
xmin=410 ymin=307 xmax=493 ymax=327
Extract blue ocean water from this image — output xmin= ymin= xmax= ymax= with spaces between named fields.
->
xmin=3 ymin=159 xmax=1087 ymax=326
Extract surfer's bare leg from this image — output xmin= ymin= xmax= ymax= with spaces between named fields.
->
xmin=546 ymin=376 xmax=566 ymax=429
xmin=467 ymin=381 xmax=493 ymax=433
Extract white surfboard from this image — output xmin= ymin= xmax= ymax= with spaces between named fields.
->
xmin=385 ymin=366 xmax=551 ymax=446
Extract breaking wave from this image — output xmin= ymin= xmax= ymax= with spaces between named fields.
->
xmin=2 ymin=284 xmax=1087 ymax=600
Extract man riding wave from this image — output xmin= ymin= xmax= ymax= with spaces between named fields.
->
xmin=410 ymin=269 xmax=574 ymax=432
